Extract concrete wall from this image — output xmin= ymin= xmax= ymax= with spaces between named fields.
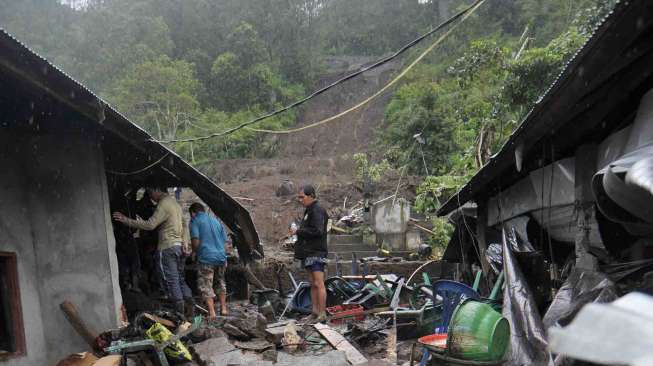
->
xmin=371 ymin=199 xmax=410 ymax=251
xmin=0 ymin=134 xmax=48 ymax=366
xmin=406 ymin=229 xmax=423 ymax=251
xmin=371 ymin=198 xmax=410 ymax=234
xmin=0 ymin=130 xmax=122 ymax=365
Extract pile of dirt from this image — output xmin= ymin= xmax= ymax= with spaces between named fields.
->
xmin=194 ymin=58 xmax=421 ymax=256
xmin=206 ymin=158 xmax=420 ymax=253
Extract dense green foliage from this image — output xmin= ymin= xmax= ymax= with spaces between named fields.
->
xmin=379 ymin=0 xmax=616 ymax=249
xmin=1 ymin=0 xmax=618 ymax=251
xmin=0 ymin=0 xmax=615 ymax=173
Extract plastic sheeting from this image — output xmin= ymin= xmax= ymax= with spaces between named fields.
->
xmin=501 ymin=227 xmax=552 ymax=366
xmin=486 ymin=158 xmax=604 ymax=249
xmin=593 ymin=88 xmax=653 ymax=235
xmin=488 ymin=159 xmax=576 ymax=226
xmin=542 ymin=270 xmax=617 ymax=330
xmin=542 ymin=270 xmax=618 ymax=366
xmin=486 ymin=224 xmax=536 ymax=274
xmin=549 ymin=292 xmax=653 ymax=366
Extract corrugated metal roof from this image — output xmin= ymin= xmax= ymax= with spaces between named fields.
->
xmin=0 ymin=28 xmax=263 ymax=260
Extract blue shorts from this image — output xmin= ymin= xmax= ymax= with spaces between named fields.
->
xmin=305 ymin=261 xmax=326 ymax=272
xmin=302 ymin=257 xmax=327 ymax=272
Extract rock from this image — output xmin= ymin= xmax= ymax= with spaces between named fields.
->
xmin=227 ymin=311 xmax=268 ymax=339
xmin=261 ymin=349 xmax=278 ymax=363
xmin=234 ymin=339 xmax=275 ymax=352
xmin=282 ymin=323 xmax=301 ymax=353
xmin=191 ymin=337 xmax=235 ymax=365
xmin=265 ymin=320 xmax=296 ymax=345
xmin=207 ymin=316 xmax=229 ymax=328
xmin=243 ymin=361 xmax=273 ymax=366
xmin=276 ymin=180 xmax=295 ymax=197
xmin=210 ymin=349 xmax=261 ymax=366
xmin=359 ymin=361 xmax=394 ymax=366
xmin=223 ymin=323 xmax=251 ymax=340
xmin=207 ymin=328 xmax=227 ymax=339
xmin=276 ymin=350 xmax=349 ymax=366
xmin=191 ymin=324 xmax=227 ymax=343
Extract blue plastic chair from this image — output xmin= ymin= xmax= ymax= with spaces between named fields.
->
xmin=431 ymin=280 xmax=480 ymax=333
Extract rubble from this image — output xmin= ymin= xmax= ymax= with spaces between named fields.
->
xmin=234 ymin=339 xmax=275 ymax=352
xmin=276 ymin=350 xmax=349 ymax=366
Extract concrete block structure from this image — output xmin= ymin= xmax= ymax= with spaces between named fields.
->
xmin=0 ymin=30 xmax=260 ymax=365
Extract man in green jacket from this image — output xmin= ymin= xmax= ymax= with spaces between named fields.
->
xmin=113 ymin=186 xmax=194 ymax=315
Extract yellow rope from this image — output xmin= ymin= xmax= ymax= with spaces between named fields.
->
xmin=246 ymin=0 xmax=485 ymax=135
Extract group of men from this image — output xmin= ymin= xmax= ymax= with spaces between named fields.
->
xmin=111 ymin=183 xmax=329 ymax=323
xmin=112 ymin=187 xmax=229 ymax=318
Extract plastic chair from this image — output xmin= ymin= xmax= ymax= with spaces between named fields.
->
xmin=418 ymin=280 xmax=481 ymax=365
xmin=431 ymin=280 xmax=480 ymax=333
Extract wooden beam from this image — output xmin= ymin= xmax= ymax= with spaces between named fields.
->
xmin=476 ymin=199 xmax=491 ymax=277
xmin=60 ymin=300 xmax=99 ymax=350
xmin=141 ymin=313 xmax=176 ymax=329
xmin=314 ymin=323 xmax=367 ymax=365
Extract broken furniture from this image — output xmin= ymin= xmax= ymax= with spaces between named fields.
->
xmin=326 ymin=304 xmax=366 ymax=324
xmin=415 ymin=275 xmax=509 ymax=365
xmin=430 ymin=280 xmax=480 ymax=333
xmin=103 ymin=315 xmax=202 ymax=366
xmin=326 ymin=277 xmax=359 ymax=306
xmin=314 ymin=323 xmax=368 ymax=365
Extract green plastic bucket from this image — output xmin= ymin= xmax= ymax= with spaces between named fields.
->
xmin=446 ymin=299 xmax=510 ymax=362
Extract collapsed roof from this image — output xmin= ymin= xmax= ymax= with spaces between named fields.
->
xmin=0 ymin=29 xmax=262 ymax=261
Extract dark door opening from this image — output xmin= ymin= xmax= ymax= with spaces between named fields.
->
xmin=0 ymin=252 xmax=25 ymax=359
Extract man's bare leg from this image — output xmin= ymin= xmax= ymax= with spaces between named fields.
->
xmin=313 ymin=270 xmax=327 ymax=318
xmin=219 ymin=291 xmax=228 ymax=315
xmin=308 ymin=270 xmax=319 ymax=316
xmin=206 ymin=297 xmax=217 ymax=319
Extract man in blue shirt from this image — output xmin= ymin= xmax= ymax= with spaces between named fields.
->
xmin=189 ymin=202 xmax=229 ymax=318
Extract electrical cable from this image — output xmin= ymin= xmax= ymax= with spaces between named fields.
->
xmin=156 ymin=0 xmax=485 ymax=143
xmin=106 ymin=153 xmax=170 ymax=176
xmin=247 ymin=0 xmax=485 ymax=135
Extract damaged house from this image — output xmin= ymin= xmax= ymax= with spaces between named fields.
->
xmin=436 ymin=0 xmax=653 ymax=360
xmin=439 ymin=0 xmax=653 ymax=285
xmin=0 ymin=29 xmax=261 ymax=365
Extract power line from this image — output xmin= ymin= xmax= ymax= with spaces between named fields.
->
xmin=247 ymin=0 xmax=484 ymax=135
xmin=106 ymin=153 xmax=170 ymax=176
xmin=157 ymin=0 xmax=485 ymax=144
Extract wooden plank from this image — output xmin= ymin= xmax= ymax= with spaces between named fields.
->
xmin=59 ymin=300 xmax=98 ymax=350
xmin=328 ymin=307 xmax=390 ymax=320
xmin=142 ymin=313 xmax=176 ymax=329
xmin=389 ymin=278 xmax=405 ymax=310
xmin=341 ymin=275 xmax=377 ymax=280
xmin=314 ymin=323 xmax=367 ymax=365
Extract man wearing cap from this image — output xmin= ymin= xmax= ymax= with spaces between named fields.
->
xmin=293 ymin=184 xmax=329 ymax=323
xmin=112 ymin=186 xmax=194 ymax=316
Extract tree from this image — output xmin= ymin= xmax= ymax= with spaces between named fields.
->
xmin=107 ymin=56 xmax=200 ymax=141
xmin=209 ymin=22 xmax=304 ymax=113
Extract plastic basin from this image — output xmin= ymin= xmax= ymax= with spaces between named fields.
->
xmin=447 ymin=299 xmax=510 ymax=362
xmin=418 ymin=333 xmax=448 ymax=353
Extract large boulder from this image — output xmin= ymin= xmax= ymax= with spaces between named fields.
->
xmin=276 ymin=180 xmax=296 ymax=197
